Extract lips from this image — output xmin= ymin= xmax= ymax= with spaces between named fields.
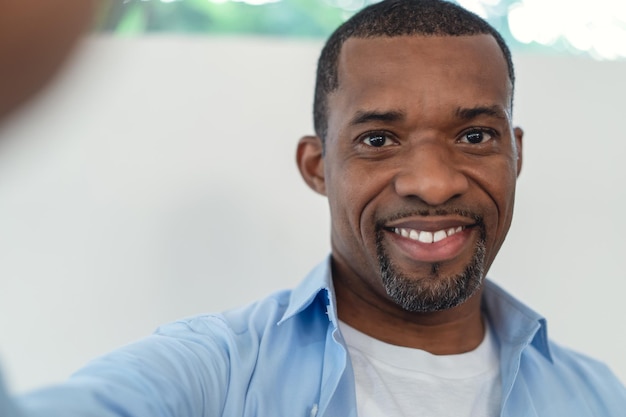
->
xmin=381 ymin=216 xmax=479 ymax=263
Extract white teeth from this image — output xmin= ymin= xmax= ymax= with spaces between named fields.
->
xmin=418 ymin=231 xmax=433 ymax=243
xmin=433 ymin=230 xmax=447 ymax=243
xmin=393 ymin=226 xmax=464 ymax=244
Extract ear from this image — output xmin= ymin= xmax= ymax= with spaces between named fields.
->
xmin=513 ymin=127 xmax=523 ymax=177
xmin=296 ymin=135 xmax=326 ymax=196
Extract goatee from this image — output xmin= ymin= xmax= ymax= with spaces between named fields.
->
xmin=376 ymin=221 xmax=486 ymax=313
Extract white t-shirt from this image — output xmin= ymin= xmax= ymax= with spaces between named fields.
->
xmin=339 ymin=320 xmax=501 ymax=417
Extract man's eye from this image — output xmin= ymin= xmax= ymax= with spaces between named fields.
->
xmin=460 ymin=129 xmax=494 ymax=144
xmin=361 ymin=133 xmax=393 ymax=147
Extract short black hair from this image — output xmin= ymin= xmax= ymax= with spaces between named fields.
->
xmin=313 ymin=0 xmax=515 ymax=142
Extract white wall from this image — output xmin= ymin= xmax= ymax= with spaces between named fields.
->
xmin=0 ymin=36 xmax=624 ymax=393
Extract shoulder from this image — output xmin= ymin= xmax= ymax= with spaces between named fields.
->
xmin=519 ymin=340 xmax=626 ymax=413
xmin=547 ymin=341 xmax=625 ymax=391
xmin=155 ymin=258 xmax=334 ymax=348
xmin=30 ymin=289 xmax=302 ymax=417
xmin=482 ymin=281 xmax=626 ymax=410
xmin=154 ymin=288 xmax=293 ymax=347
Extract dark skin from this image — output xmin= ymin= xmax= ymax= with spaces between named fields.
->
xmin=297 ymin=35 xmax=523 ymax=355
xmin=0 ymin=0 xmax=95 ymax=119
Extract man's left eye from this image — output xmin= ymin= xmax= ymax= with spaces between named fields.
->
xmin=460 ymin=129 xmax=494 ymax=144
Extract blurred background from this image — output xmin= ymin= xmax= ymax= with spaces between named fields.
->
xmin=0 ymin=0 xmax=625 ymax=392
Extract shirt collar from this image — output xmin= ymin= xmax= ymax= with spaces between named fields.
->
xmin=278 ymin=255 xmax=553 ymax=362
xmin=482 ymin=279 xmax=553 ymax=362
xmin=277 ymin=255 xmax=336 ymax=326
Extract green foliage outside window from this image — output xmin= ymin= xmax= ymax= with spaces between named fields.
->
xmin=98 ymin=0 xmax=358 ymax=37
xmin=95 ymin=0 xmax=626 ymax=59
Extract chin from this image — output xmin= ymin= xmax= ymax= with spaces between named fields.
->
xmin=377 ymin=235 xmax=486 ymax=313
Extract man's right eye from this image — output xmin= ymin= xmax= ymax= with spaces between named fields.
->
xmin=361 ymin=133 xmax=394 ymax=147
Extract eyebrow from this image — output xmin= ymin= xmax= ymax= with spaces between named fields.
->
xmin=455 ymin=105 xmax=508 ymax=121
xmin=349 ymin=110 xmax=406 ymax=126
xmin=348 ymin=105 xmax=508 ymax=127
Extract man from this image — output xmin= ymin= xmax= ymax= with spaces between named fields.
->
xmin=0 ymin=1 xmax=95 ymax=416
xmin=15 ymin=0 xmax=626 ymax=416
xmin=0 ymin=0 xmax=95 ymax=119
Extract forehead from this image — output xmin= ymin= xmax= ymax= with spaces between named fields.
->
xmin=327 ymin=35 xmax=512 ymax=133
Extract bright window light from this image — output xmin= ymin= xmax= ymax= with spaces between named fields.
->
xmin=507 ymin=0 xmax=626 ymax=59
xmin=206 ymin=0 xmax=281 ymax=4
xmin=110 ymin=0 xmax=626 ymax=60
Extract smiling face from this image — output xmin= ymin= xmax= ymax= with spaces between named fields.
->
xmin=298 ymin=34 xmax=522 ymax=317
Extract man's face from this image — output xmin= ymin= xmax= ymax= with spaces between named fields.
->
xmin=316 ymin=35 xmax=522 ymax=313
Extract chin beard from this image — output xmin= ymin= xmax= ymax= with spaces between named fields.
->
xmin=376 ymin=224 xmax=486 ymax=313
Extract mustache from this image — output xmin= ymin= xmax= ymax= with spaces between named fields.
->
xmin=375 ymin=207 xmax=488 ymax=246
xmin=375 ymin=207 xmax=484 ymax=227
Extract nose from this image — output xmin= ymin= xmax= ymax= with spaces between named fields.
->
xmin=393 ymin=142 xmax=469 ymax=206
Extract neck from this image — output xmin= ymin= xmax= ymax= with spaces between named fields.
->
xmin=333 ymin=264 xmax=486 ymax=355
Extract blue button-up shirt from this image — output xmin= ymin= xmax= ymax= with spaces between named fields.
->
xmin=1 ymin=370 xmax=23 ymax=417
xmin=15 ymin=257 xmax=626 ymax=416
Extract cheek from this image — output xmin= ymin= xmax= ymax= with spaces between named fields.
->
xmin=496 ymin=162 xmax=518 ymax=215
xmin=325 ymin=160 xmax=358 ymax=241
xmin=327 ymin=166 xmax=367 ymax=232
xmin=326 ymin=158 xmax=391 ymax=245
xmin=481 ymin=162 xmax=518 ymax=248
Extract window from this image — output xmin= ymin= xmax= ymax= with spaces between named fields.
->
xmin=97 ymin=0 xmax=626 ymax=60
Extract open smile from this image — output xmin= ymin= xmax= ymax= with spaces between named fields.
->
xmin=381 ymin=217 xmax=479 ymax=264
xmin=391 ymin=226 xmax=465 ymax=244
